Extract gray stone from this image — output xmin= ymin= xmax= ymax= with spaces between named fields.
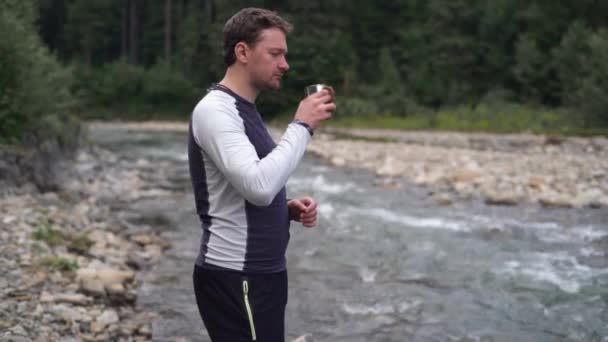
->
xmin=97 ymin=309 xmax=119 ymax=325
xmin=80 ymin=278 xmax=106 ymax=297
xmin=10 ymin=324 xmax=27 ymax=336
xmin=292 ymin=334 xmax=315 ymax=342
xmin=50 ymin=293 xmax=93 ymax=305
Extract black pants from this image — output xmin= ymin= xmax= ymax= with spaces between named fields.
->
xmin=193 ymin=265 xmax=288 ymax=342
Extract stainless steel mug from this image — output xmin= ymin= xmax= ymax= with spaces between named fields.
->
xmin=305 ymin=84 xmax=335 ymax=103
xmin=305 ymin=84 xmax=327 ymax=96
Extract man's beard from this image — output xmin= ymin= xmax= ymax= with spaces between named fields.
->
xmin=252 ymin=75 xmax=281 ymax=92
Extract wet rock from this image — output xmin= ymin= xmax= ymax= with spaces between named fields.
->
xmin=539 ymin=194 xmax=573 ymax=208
xmin=55 ymin=293 xmax=93 ymax=305
xmin=137 ymin=324 xmax=152 ymax=337
xmin=77 ymin=267 xmax=134 ymax=292
xmin=330 ymin=156 xmax=346 ymax=167
xmin=572 ymin=188 xmax=605 ymax=208
xmin=52 ymin=304 xmax=83 ymax=322
xmin=89 ymin=320 xmax=106 ymax=334
xmin=484 ymin=192 xmax=519 ymax=206
xmin=292 ymin=334 xmax=315 ymax=342
xmin=80 ymin=277 xmax=106 ymax=297
xmin=10 ymin=324 xmax=28 ymax=336
xmin=527 ymin=176 xmax=546 ymax=190
xmin=131 ymin=234 xmax=154 ymax=246
xmin=97 ymin=268 xmax=134 ymax=286
xmin=120 ymin=321 xmax=140 ymax=336
xmin=450 ymin=168 xmax=482 ymax=183
xmin=373 ymin=177 xmax=401 ymax=189
xmin=97 ymin=309 xmax=120 ymax=326
xmin=106 ymin=283 xmax=126 ymax=296
xmin=434 ymin=193 xmax=453 ymax=206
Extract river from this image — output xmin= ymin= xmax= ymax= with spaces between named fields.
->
xmin=90 ymin=126 xmax=608 ymax=342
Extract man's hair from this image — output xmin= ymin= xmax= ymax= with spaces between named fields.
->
xmin=223 ymin=8 xmax=292 ymax=67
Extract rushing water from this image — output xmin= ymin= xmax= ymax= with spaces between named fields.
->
xmin=91 ymin=127 xmax=608 ymax=342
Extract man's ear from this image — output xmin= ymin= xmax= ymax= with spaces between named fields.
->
xmin=234 ymin=42 xmax=249 ymax=64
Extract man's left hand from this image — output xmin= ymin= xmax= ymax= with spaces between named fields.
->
xmin=288 ymin=197 xmax=317 ymax=228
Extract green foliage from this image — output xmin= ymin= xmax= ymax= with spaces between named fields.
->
xmin=572 ymin=30 xmax=608 ymax=127
xmin=73 ymin=60 xmax=146 ymax=108
xmin=141 ymin=61 xmax=201 ymax=111
xmin=40 ymin=256 xmax=79 ymax=273
xmin=336 ymin=97 xmax=379 ymax=117
xmin=513 ymin=34 xmax=549 ymax=101
xmin=33 ymin=217 xmax=92 ymax=255
xmin=371 ymin=47 xmax=413 ymax=116
xmin=74 ymin=60 xmax=200 ymax=119
xmin=33 ymin=225 xmax=67 ymax=247
xmin=0 ymin=0 xmax=77 ymax=145
xmin=67 ymin=233 xmax=93 ymax=255
xmin=1 ymin=0 xmax=603 ymax=134
xmin=433 ymin=103 xmax=575 ymax=133
xmin=65 ymin=0 xmax=121 ymax=65
xmin=328 ymin=101 xmax=587 ymax=135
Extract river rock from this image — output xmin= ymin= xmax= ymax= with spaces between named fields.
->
xmin=450 ymin=168 xmax=482 ymax=183
xmin=97 ymin=309 xmax=119 ymax=326
xmin=484 ymin=191 xmax=519 ymax=206
xmin=78 ymin=267 xmax=134 ymax=289
xmin=539 ymin=193 xmax=573 ymax=208
xmin=434 ymin=193 xmax=453 ymax=206
xmin=572 ymin=188 xmax=604 ymax=208
xmin=52 ymin=304 xmax=82 ymax=322
xmin=137 ymin=324 xmax=152 ymax=337
xmin=106 ymin=282 xmax=126 ymax=296
xmin=292 ymin=334 xmax=314 ymax=342
xmin=143 ymin=244 xmax=163 ymax=260
xmin=55 ymin=293 xmax=93 ymax=305
xmin=131 ymin=234 xmax=153 ymax=246
xmin=80 ymin=277 xmax=106 ymax=297
xmin=10 ymin=324 xmax=27 ymax=336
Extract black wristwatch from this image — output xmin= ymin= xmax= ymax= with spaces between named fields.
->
xmin=292 ymin=119 xmax=314 ymax=136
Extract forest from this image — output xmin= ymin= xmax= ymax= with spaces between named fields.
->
xmin=2 ymin=0 xmax=608 ymax=145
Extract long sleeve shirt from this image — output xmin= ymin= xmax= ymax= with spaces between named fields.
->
xmin=188 ymin=84 xmax=311 ymax=273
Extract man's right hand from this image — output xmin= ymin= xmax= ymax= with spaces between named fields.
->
xmin=294 ymin=89 xmax=336 ymax=130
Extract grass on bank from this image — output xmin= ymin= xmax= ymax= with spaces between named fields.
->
xmin=271 ymin=101 xmax=608 ymax=137
xmin=32 ymin=217 xmax=93 ymax=255
xmin=38 ymin=256 xmax=79 ymax=273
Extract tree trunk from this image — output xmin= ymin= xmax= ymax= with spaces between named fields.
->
xmin=84 ymin=45 xmax=92 ymax=71
xmin=203 ymin=0 xmax=214 ymax=24
xmin=129 ymin=0 xmax=140 ymax=64
xmin=165 ymin=0 xmax=172 ymax=64
xmin=121 ymin=0 xmax=129 ymax=59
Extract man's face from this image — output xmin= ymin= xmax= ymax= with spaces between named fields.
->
xmin=245 ymin=28 xmax=290 ymax=92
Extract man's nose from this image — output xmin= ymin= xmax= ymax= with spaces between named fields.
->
xmin=279 ymin=56 xmax=289 ymax=72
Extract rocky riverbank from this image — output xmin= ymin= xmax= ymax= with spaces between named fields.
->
xmin=89 ymin=121 xmax=608 ymax=209
xmin=2 ymin=121 xmax=605 ymax=340
xmin=0 ymin=143 xmax=173 ymax=341
xmin=305 ymin=127 xmax=608 ymax=209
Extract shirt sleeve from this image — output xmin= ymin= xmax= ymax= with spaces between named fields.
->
xmin=192 ymin=101 xmax=311 ymax=206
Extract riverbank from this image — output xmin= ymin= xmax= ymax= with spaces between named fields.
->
xmin=88 ymin=121 xmax=608 ymax=208
xmin=304 ymin=127 xmax=608 ymax=208
xmin=0 ymin=142 xmax=172 ymax=341
xmin=2 ymin=121 xmax=606 ymax=340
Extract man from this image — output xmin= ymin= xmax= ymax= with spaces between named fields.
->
xmin=188 ymin=7 xmax=335 ymax=342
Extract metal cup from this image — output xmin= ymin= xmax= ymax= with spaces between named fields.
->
xmin=305 ymin=84 xmax=335 ymax=103
xmin=305 ymin=84 xmax=327 ymax=97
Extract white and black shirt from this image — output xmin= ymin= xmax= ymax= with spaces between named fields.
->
xmin=188 ymin=84 xmax=311 ymax=273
